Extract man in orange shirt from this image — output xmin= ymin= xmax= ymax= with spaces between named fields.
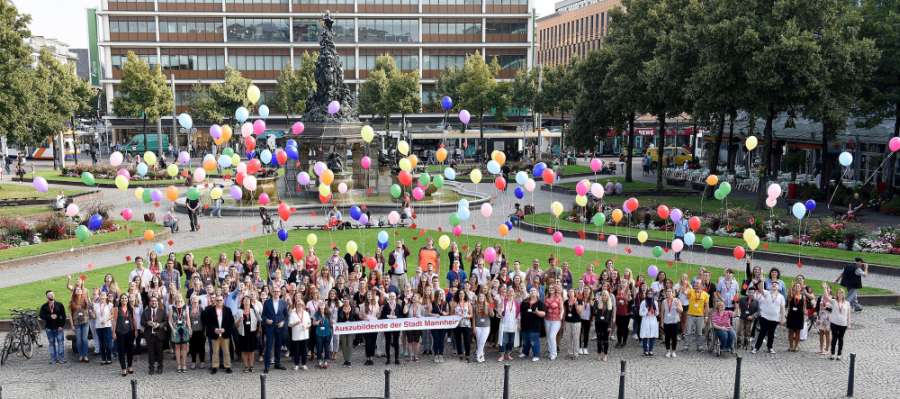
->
xmin=418 ymin=238 xmax=440 ymax=276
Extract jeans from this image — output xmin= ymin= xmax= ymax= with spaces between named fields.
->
xmin=385 ymin=331 xmax=400 ymax=361
xmin=46 ymin=328 xmax=65 ymax=363
xmin=501 ymin=332 xmax=516 ymax=354
xmin=163 ymin=220 xmax=178 ymax=233
xmin=847 ymin=288 xmax=861 ymax=310
xmin=96 ymin=327 xmax=113 ymax=362
xmin=315 ymin=335 xmax=331 ymax=362
xmin=431 ymin=330 xmax=446 ymax=355
xmin=364 ymin=333 xmax=377 ymax=358
xmin=830 ymin=324 xmax=847 ymax=356
xmin=615 ymin=315 xmax=630 ymax=345
xmin=544 ymin=320 xmax=561 ymax=358
xmin=74 ymin=323 xmax=90 ymax=358
xmin=188 ymin=210 xmax=199 ymax=231
xmin=264 ymin=328 xmax=284 ymax=367
xmin=715 ymin=329 xmax=736 ymax=351
xmin=453 ymin=327 xmax=471 ymax=358
xmin=641 ymin=338 xmax=655 ymax=353
xmin=211 ymin=205 xmax=222 ymax=218
xmin=687 ymin=316 xmax=706 ymax=350
xmin=521 ymin=331 xmax=540 ymax=358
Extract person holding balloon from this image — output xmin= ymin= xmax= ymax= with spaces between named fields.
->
xmin=185 ymin=192 xmax=201 ymax=232
xmin=387 ymin=240 xmax=411 ymax=292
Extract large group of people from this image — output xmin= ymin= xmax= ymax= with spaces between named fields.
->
xmin=37 ymin=239 xmax=864 ymax=378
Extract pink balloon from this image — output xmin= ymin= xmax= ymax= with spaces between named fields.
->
xmin=607 ymin=234 xmax=619 ymax=247
xmin=258 ymin=193 xmax=270 ymax=205
xmin=338 ymin=182 xmax=348 ymax=194
xmin=116 ymin=168 xmax=131 ymax=179
xmin=314 ymin=162 xmax=327 ymax=176
xmin=524 ymin=179 xmax=536 ymax=192
xmin=483 ymin=247 xmax=497 ymax=263
xmin=574 ymin=245 xmax=585 ymax=256
xmin=767 ymin=183 xmax=782 ymax=198
xmin=590 ymin=158 xmax=602 ymax=172
xmin=253 ymin=119 xmax=266 ymax=135
xmin=458 ymin=109 xmax=471 ymax=125
xmin=890 ymin=136 xmax=900 ymax=152
xmin=575 ymin=179 xmax=590 ymax=196
xmin=412 ymin=187 xmax=425 ymax=201
xmin=388 ymin=211 xmax=401 ymax=225
xmin=452 ymin=225 xmax=463 ymax=237
xmin=296 ymin=172 xmax=310 ymax=185
xmin=480 ymin=203 xmax=493 ymax=217
xmin=672 ymin=238 xmax=684 ymax=253
xmin=291 ymin=121 xmax=305 ymax=135
xmin=120 ymin=208 xmax=133 ymax=221
xmin=240 ymin=122 xmax=253 ymax=138
xmin=552 ymin=231 xmax=563 ymax=243
xmin=360 ymin=156 xmax=371 ymax=170
xmin=765 ymin=197 xmax=777 ymax=208
xmin=236 ymin=162 xmax=247 ymax=174
xmin=65 ymin=203 xmax=79 ymax=217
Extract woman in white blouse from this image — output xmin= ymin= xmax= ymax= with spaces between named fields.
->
xmin=92 ymin=292 xmax=114 ymax=364
xmin=289 ymin=295 xmax=312 ymax=370
xmin=829 ymin=288 xmax=851 ymax=361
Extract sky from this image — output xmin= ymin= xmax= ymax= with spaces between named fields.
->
xmin=16 ymin=0 xmax=558 ymax=49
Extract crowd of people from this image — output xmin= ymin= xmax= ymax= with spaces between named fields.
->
xmin=37 ymin=238 xmax=866 ymax=377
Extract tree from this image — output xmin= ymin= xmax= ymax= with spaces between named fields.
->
xmin=112 ymin=52 xmax=173 ymax=154
xmin=189 ymin=67 xmax=250 ymax=125
xmin=359 ymin=54 xmax=421 ymax=138
xmin=275 ymin=51 xmax=317 ymax=118
xmin=0 ymin=1 xmax=34 ymax=149
xmin=541 ymin=61 xmax=577 ymax=156
xmin=570 ymin=49 xmax=614 ymax=155
xmin=453 ymin=53 xmax=509 ymax=160
xmin=510 ymin=68 xmax=542 ymax=161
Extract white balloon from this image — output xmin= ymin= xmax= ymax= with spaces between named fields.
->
xmin=524 ymin=178 xmax=536 ymax=192
xmin=590 ymin=182 xmax=604 ymax=198
xmin=109 ymin=151 xmax=123 ymax=167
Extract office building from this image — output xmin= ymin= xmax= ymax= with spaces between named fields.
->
xmin=536 ymin=0 xmax=620 ymax=66
xmin=26 ymin=36 xmax=79 ymax=70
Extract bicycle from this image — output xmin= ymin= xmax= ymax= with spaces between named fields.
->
xmin=1 ymin=309 xmax=41 ymax=366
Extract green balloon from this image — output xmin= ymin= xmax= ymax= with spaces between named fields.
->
xmin=389 ymin=184 xmax=402 ymax=199
xmin=449 ymin=212 xmax=461 ymax=226
xmin=591 ymin=213 xmax=606 ymax=227
xmin=142 ymin=188 xmax=153 ymax=203
xmin=222 ymin=147 xmax=235 ymax=157
xmin=432 ymin=175 xmax=444 ymax=188
xmin=720 ymin=182 xmax=732 ymax=195
xmin=714 ymin=189 xmax=726 ymax=200
xmin=701 ymin=236 xmax=714 ymax=250
xmin=75 ymin=225 xmax=90 ymax=242
xmin=418 ymin=173 xmax=431 ymax=187
xmin=81 ymin=172 xmax=95 ymax=186
xmin=186 ymin=187 xmax=201 ymax=201
xmin=276 ymin=168 xmax=285 ymax=177
xmin=652 ymin=246 xmax=663 ymax=258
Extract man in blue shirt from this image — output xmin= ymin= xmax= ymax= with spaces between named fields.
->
xmin=673 ymin=217 xmax=688 ymax=261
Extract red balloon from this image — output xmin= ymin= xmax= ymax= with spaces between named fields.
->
xmin=247 ymin=159 xmax=262 ymax=174
xmin=235 ymin=171 xmax=246 ymax=185
xmin=275 ymin=149 xmax=288 ymax=165
xmin=494 ymin=176 xmax=506 ymax=191
xmin=365 ymin=256 xmax=377 ymax=270
xmin=688 ymin=216 xmax=702 ymax=232
xmin=627 ymin=197 xmax=640 ymax=212
xmin=656 ymin=205 xmax=670 ymax=219
xmin=244 ymin=136 xmax=256 ymax=151
xmin=291 ymin=245 xmax=304 ymax=260
xmin=541 ymin=168 xmax=555 ymax=184
xmin=398 ymin=170 xmax=413 ymax=186
xmin=318 ymin=194 xmax=331 ymax=204
xmin=733 ymin=246 xmax=746 ymax=260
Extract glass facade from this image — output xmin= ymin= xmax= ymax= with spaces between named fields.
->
xmin=225 ymin=0 xmax=287 ymax=4
xmin=111 ymin=54 xmax=158 ymax=69
xmin=158 ymin=0 xmax=221 ymax=3
xmin=423 ymin=54 xmax=466 ymax=71
xmin=161 ymin=54 xmax=225 ymax=70
xmin=159 ymin=19 xmax=223 ymax=34
xmin=292 ymin=18 xmax=354 ymax=43
xmin=422 ymin=21 xmax=481 ymax=36
xmin=359 ymin=0 xmax=417 ymax=5
xmin=109 ymin=19 xmax=156 ymax=33
xmin=226 ymin=18 xmax=290 ymax=42
xmin=358 ymin=19 xmax=418 ymax=43
xmin=423 ymin=0 xmax=479 ymax=4
xmin=227 ymin=54 xmax=289 ymax=71
xmin=486 ymin=0 xmax=527 ymax=5
xmin=492 ymin=54 xmax=526 ymax=70
xmin=486 ymin=20 xmax=528 ymax=35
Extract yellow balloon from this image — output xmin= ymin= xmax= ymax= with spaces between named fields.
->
xmin=166 ymin=164 xmax=179 ymax=177
xmin=745 ymin=136 xmax=758 ymax=151
xmin=408 ymin=154 xmax=419 ymax=169
xmin=247 ymin=84 xmax=261 ymax=105
xmin=469 ymin=168 xmax=483 ymax=184
xmin=397 ymin=140 xmax=410 ymax=156
xmin=398 ymin=158 xmax=412 ymax=172
xmin=612 ymin=209 xmax=624 ymax=223
xmin=134 ymin=187 xmax=144 ymax=200
xmin=165 ymin=185 xmax=179 ymax=201
xmin=222 ymin=125 xmax=233 ymax=142
xmin=346 ymin=240 xmax=358 ymax=256
xmin=360 ymin=125 xmax=375 ymax=143
xmin=143 ymin=151 xmax=157 ymax=166
xmin=321 ymin=169 xmax=335 ymax=185
xmin=575 ymin=195 xmax=588 ymax=207
xmin=231 ymin=154 xmax=240 ymax=167
xmin=438 ymin=234 xmax=450 ymax=250
xmin=209 ymin=187 xmax=222 ymax=200
xmin=318 ymin=183 xmax=332 ymax=197
xmin=743 ymin=228 xmax=757 ymax=240
xmin=550 ymin=201 xmax=564 ymax=218
xmin=306 ymin=233 xmax=318 ymax=246
xmin=115 ymin=175 xmax=129 ymax=191
xmin=637 ymin=230 xmax=649 ymax=244
xmin=436 ymin=147 xmax=448 ymax=163
xmin=706 ymin=174 xmax=719 ymax=186
xmin=491 ymin=150 xmax=506 ymax=166
xmin=748 ymin=235 xmax=761 ymax=251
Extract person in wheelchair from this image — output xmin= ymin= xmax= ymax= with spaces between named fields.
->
xmin=710 ymin=300 xmax=736 ymax=356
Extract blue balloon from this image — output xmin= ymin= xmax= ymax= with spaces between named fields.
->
xmin=487 ymin=160 xmax=501 ymax=175
xmin=350 ymin=206 xmax=362 ymax=220
xmin=457 ymin=199 xmax=469 ymax=212
xmin=136 ymin=162 xmax=148 ymax=177
xmin=514 ymin=186 xmax=525 ymax=199
xmin=235 ymin=107 xmax=249 ymax=123
xmin=277 ymin=228 xmax=288 ymax=242
xmin=286 ymin=139 xmax=298 ymax=148
xmin=804 ymin=199 xmax=816 ymax=212
xmin=246 ymin=151 xmax=256 ymax=159
xmin=377 ymin=241 xmax=388 ymax=250
xmin=88 ymin=213 xmax=103 ymax=231
xmin=684 ymin=232 xmax=696 ymax=246
xmin=377 ymin=230 xmax=389 ymax=244
xmin=515 ymin=171 xmax=528 ymax=185
xmin=441 ymin=96 xmax=453 ymax=111
xmin=153 ymin=243 xmax=165 ymax=255
xmin=532 ymin=162 xmax=546 ymax=178
xmin=258 ymin=104 xmax=270 ymax=119
xmin=177 ymin=113 xmax=192 ymax=129
xmin=791 ymin=202 xmax=807 ymax=220
xmin=443 ymin=167 xmax=456 ymax=180
xmin=505 ymin=220 xmax=514 ymax=230
xmin=260 ymin=149 xmax=273 ymax=164
xmin=458 ymin=207 xmax=471 ymax=221
xmin=286 ymin=146 xmax=299 ymax=160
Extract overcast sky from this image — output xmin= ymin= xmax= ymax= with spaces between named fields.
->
xmin=15 ymin=0 xmax=557 ymax=49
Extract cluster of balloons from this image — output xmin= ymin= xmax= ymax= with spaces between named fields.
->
xmin=765 ymin=183 xmax=782 ymax=208
xmin=742 ymin=227 xmax=761 ymax=252
xmin=791 ymin=199 xmax=816 ymax=220
xmin=713 ymin=181 xmax=732 ymax=201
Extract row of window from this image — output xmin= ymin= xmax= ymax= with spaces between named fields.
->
xmin=159 ymin=20 xmax=223 ymax=34
xmin=359 ymin=54 xmax=419 ymax=71
xmin=358 ymin=19 xmax=418 ymax=43
xmin=293 ymin=19 xmax=355 ymax=42
xmin=228 ymin=54 xmax=290 ymax=71
xmin=422 ymin=54 xmax=466 ymax=70
xmin=422 ymin=22 xmax=481 ymax=36
xmin=161 ymin=54 xmax=226 ymax=70
xmin=112 ymin=0 xmax=523 ymax=4
xmin=486 ymin=20 xmax=527 ymax=35
xmin=225 ymin=0 xmax=288 ymax=4
xmin=539 ymin=12 xmax=607 ymax=49
xmin=109 ymin=19 xmax=155 ymax=33
xmin=226 ymin=18 xmax=291 ymax=42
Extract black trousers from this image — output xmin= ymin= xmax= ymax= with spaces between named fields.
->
xmin=384 ymin=332 xmax=400 ymax=361
xmin=754 ymin=318 xmax=778 ymax=351
xmin=454 ymin=327 xmax=471 ymax=357
xmin=189 ymin=330 xmax=205 ymax=363
xmin=616 ymin=315 xmax=630 ymax=345
xmin=116 ymin=332 xmax=134 ymax=370
xmin=364 ymin=333 xmax=377 ymax=358
xmin=147 ymin=335 xmax=165 ymax=370
xmin=595 ymin=320 xmax=610 ymax=354
xmin=579 ymin=320 xmax=591 ymax=348
xmin=663 ymin=323 xmax=679 ymax=350
xmin=830 ymin=324 xmax=847 ymax=356
xmin=291 ymin=339 xmax=308 ymax=366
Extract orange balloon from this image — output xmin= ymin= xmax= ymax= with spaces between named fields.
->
xmin=165 ymin=186 xmax=178 ymax=201
xmin=611 ymin=209 xmax=624 ymax=223
xmin=221 ymin=125 xmax=233 ymax=142
xmin=706 ymin=174 xmax=719 ymax=186
xmin=202 ymin=158 xmax=217 ymax=172
xmin=491 ymin=150 xmax=506 ymax=166
xmin=435 ymin=147 xmax=448 ymax=163
xmin=321 ymin=169 xmax=335 ymax=185
xmin=408 ymin=154 xmax=419 ymax=169
xmin=143 ymin=230 xmax=154 ymax=241
xmin=498 ymin=224 xmax=509 ymax=237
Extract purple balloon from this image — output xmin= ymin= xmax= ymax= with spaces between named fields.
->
xmin=150 ymin=189 xmax=163 ymax=202
xmin=458 ymin=109 xmax=471 ymax=125
xmin=178 ymin=151 xmax=191 ymax=165
xmin=647 ymin=265 xmax=659 ymax=278
xmin=209 ymin=124 xmax=222 ymax=140
xmin=229 ymin=185 xmax=243 ymax=201
xmin=327 ymin=100 xmax=340 ymax=115
xmin=805 ymin=199 xmax=816 ymax=212
xmin=359 ymin=213 xmax=369 ymax=225
xmin=296 ymin=171 xmax=310 ymax=185
xmin=670 ymin=208 xmax=683 ymax=223
xmin=314 ymin=161 xmax=327 ymax=176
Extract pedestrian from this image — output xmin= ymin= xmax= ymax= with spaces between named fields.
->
xmin=68 ymin=287 xmax=91 ymax=363
xmin=752 ymin=281 xmax=785 ymax=355
xmin=660 ymin=288 xmax=682 ymax=358
xmin=836 ymin=257 xmax=867 ymax=312
xmin=168 ymin=295 xmax=191 ymax=373
xmin=111 ymin=295 xmax=136 ymax=376
xmin=685 ymin=280 xmax=709 ymax=352
xmin=337 ymin=300 xmax=358 ymax=367
xmin=638 ymin=295 xmax=659 ymax=356
xmin=472 ymin=293 xmax=492 ymax=363
xmin=381 ymin=292 xmax=404 ymax=364
xmin=188 ymin=294 xmax=206 ymax=369
xmin=211 ymin=185 xmax=224 ymax=217
xmin=614 ymin=284 xmax=632 ymax=347
xmin=93 ymin=292 xmax=114 ymax=365
xmin=497 ymin=288 xmax=519 ymax=362
xmin=829 ymin=288 xmax=851 ymax=361
xmin=563 ymin=289 xmax=582 ymax=359
xmin=312 ymin=301 xmax=333 ymax=368
xmin=785 ymin=282 xmax=809 ymax=352
xmin=519 ymin=288 xmax=545 ymax=362
xmin=388 ymin=240 xmax=410 ymax=291
xmin=186 ymin=193 xmax=201 ymax=231
xmin=711 ymin=300 xmax=736 ymax=354
xmin=289 ymin=295 xmax=311 ymax=370
xmin=262 ymin=286 xmax=288 ymax=373
xmin=204 ymin=293 xmax=235 ymax=374
xmin=142 ymin=296 xmax=168 ymax=374
xmin=39 ymin=290 xmax=67 ymax=364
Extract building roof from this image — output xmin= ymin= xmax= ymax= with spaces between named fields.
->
xmin=739 ymin=113 xmax=898 ymax=145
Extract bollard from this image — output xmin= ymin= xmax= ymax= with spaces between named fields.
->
xmin=130 ymin=379 xmax=137 ymax=399
xmin=260 ymin=374 xmax=267 ymax=399
xmin=733 ymin=356 xmax=742 ymax=399
xmin=384 ymin=369 xmax=391 ymax=399
xmin=503 ymin=364 xmax=511 ymax=399
xmin=847 ymin=353 xmax=856 ymax=397
xmin=618 ymin=360 xmax=626 ymax=399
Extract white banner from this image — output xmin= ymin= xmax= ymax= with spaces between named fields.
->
xmin=333 ymin=316 xmax=462 ymax=335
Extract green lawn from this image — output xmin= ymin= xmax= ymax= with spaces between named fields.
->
xmin=0 ymin=226 xmax=889 ymax=319
xmin=560 ymin=164 xmax=593 ymax=176
xmin=0 ymin=221 xmax=164 ymax=263
xmin=558 ymin=176 xmax=663 ymax=192
xmin=33 ymin=170 xmax=184 ymax=187
xmin=526 ymin=212 xmax=900 ymax=267
xmin=0 ymin=205 xmax=53 ymax=218
xmin=0 ymin=183 xmax=85 ymax=200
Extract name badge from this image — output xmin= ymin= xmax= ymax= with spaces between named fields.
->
xmin=567 ymin=313 xmax=572 ymax=318
xmin=599 ymin=316 xmax=605 ymax=320
xmin=319 ymin=326 xmax=325 ymax=331
xmin=124 ymin=320 xmax=130 ymax=325
xmin=792 ymin=307 xmax=798 ymax=311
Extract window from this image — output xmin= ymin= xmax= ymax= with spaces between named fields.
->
xmin=422 ymin=21 xmax=481 ymax=36
xmin=158 ymin=0 xmax=221 ymax=3
xmin=491 ymin=54 xmax=525 ymax=70
xmin=293 ymin=18 xmax=354 ymax=43
xmin=109 ymin=18 xmax=156 ymax=33
xmin=358 ymin=19 xmax=418 ymax=43
xmin=294 ymin=0 xmax=352 ymax=4
xmin=226 ymin=18 xmax=290 ymax=42
xmin=160 ymin=53 xmax=224 ymax=71
xmin=423 ymin=54 xmax=466 ymax=70
xmin=486 ymin=20 xmax=528 ymax=36
xmin=227 ymin=54 xmax=290 ymax=70
xmin=423 ymin=0 xmax=479 ymax=4
xmin=159 ymin=19 xmax=223 ymax=34
xmin=225 ymin=0 xmax=287 ymax=3
xmin=486 ymin=0 xmax=527 ymax=5
xmin=111 ymin=54 xmax=158 ymax=69
xmin=359 ymin=0 xmax=417 ymax=5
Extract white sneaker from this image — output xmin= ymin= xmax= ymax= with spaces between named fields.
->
xmin=518 ymin=353 xmax=526 ymax=359
xmin=293 ymin=365 xmax=299 ymax=370
xmin=751 ymin=349 xmax=758 ymax=354
xmin=302 ymin=365 xmax=308 ymax=370
xmin=768 ymin=348 xmax=776 ymax=354
xmin=532 ymin=357 xmax=539 ymax=362
xmin=549 ymin=354 xmax=557 ymax=361
xmin=665 ymin=351 xmax=671 ymax=358
xmin=671 ymin=352 xmax=676 ymax=358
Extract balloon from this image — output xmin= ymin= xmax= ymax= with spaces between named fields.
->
xmin=458 ymin=207 xmax=471 ymax=221
xmin=436 ymin=147 xmax=448 ymax=163
xmin=652 ymin=246 xmax=663 ymax=258
xmin=372 ymin=230 xmax=388 ymax=245
xmin=109 ymin=151 xmax=124 ymax=167
xmin=805 ymin=199 xmax=816 ymax=212
xmin=624 ymin=197 xmax=639 ymax=213
xmin=397 ymin=140 xmax=410 ymax=156
xmin=133 ymin=188 xmax=144 ymax=201
xmin=491 ymin=150 xmax=506 ymax=166
xmin=164 ymin=164 xmax=178 ymax=177
xmin=336 ymin=182 xmax=348 ymax=194
xmin=291 ymin=121 xmax=305 ymax=136
xmin=494 ymin=176 xmax=507 ymax=191
xmin=487 ymin=160 xmax=501 ymax=175
xmin=247 ymin=159 xmax=261 ymax=174
xmin=684 ymin=232 xmax=696 ymax=246
xmin=714 ymin=189 xmax=726 ymax=201
xmin=688 ymin=216 xmax=701 ymax=232
xmin=575 ymin=195 xmax=587 ymax=207
xmin=347 ymin=206 xmax=361 ymax=221
xmin=252 ymin=119 xmax=266 ymax=135
xmin=398 ymin=158 xmax=412 ymax=172
xmin=398 ymin=170 xmax=413 ymax=186
xmin=514 ymin=171 xmax=527 ymax=185
xmin=469 ymin=168 xmax=483 ymax=184
xmin=327 ymin=100 xmax=340 ymax=115
xmin=550 ymin=201 xmax=564 ymax=218
xmin=889 ymin=136 xmax=900 ymax=152
xmin=767 ymin=183 xmax=782 ymax=198
xmin=306 ymin=233 xmax=318 ymax=246
xmin=260 ymin=149 xmax=272 ymax=164
xmin=318 ymin=183 xmax=332 ymax=197
xmin=345 ymin=240 xmax=358 ymax=256
xmin=498 ymin=223 xmax=509 ymax=237
xmin=286 ymin=139 xmax=297 ymax=148
xmin=637 ymin=230 xmax=649 ymax=244
xmin=313 ymin=162 xmax=327 ymax=176
xmin=218 ymin=154 xmax=233 ymax=169
xmin=441 ymin=96 xmax=453 ymax=111
xmin=177 ymin=113 xmax=193 ymax=129
xmin=120 ymin=208 xmax=133 ymax=221
xmin=656 ymin=205 xmax=670 ymax=220
xmin=64 ymin=203 xmax=79 ymax=217
xmin=747 ymin=235 xmax=761 ymax=251
xmin=763 ymin=196 xmax=777 ymax=208
xmin=432 ymin=175 xmax=444 ymax=188
xmin=209 ymin=186 xmax=222 ymax=200
xmin=163 ymin=185 xmax=178 ymax=201
xmin=360 ymin=156 xmax=372 ymax=170
xmin=240 ymin=122 xmax=253 ymax=138
xmin=719 ymin=182 xmax=732 ymax=195
xmin=701 ymin=236 xmax=714 ymax=250
xmin=524 ymin=178 xmax=536 ymax=192
xmin=229 ymin=185 xmax=243 ymax=201
xmin=192 ymin=168 xmax=206 ymax=183
xmin=458 ymin=109 xmax=471 ymax=125
xmin=388 ymin=211 xmax=401 ymax=225
xmin=791 ymin=202 xmax=806 ymax=220
xmin=590 ymin=183 xmax=604 ymax=198
xmin=449 ymin=213 xmax=461 ymax=226
xmin=672 ymin=238 xmax=684 ymax=253
xmin=256 ymin=192 xmax=269 ymax=205
xmin=142 ymin=188 xmax=152 ymax=204
xmin=611 ymin=209 xmax=623 ymax=223
xmin=573 ymin=245 xmax=585 ymax=257
xmin=483 ymin=247 xmax=497 ymax=263
xmin=202 ymin=156 xmax=216 ymax=172
xmin=390 ymin=184 xmax=402 ymax=199
xmin=243 ymin=175 xmax=258 ymax=192
xmin=745 ymin=136 xmax=758 ymax=151
xmin=532 ymin=162 xmax=546 ymax=178
xmin=480 ymin=203 xmax=493 ymax=217
xmin=75 ymin=225 xmax=91 ymax=242
xmin=184 ymin=187 xmax=200 ymax=201
xmin=292 ymin=245 xmax=305 ymax=260
xmin=114 ymin=175 xmax=129 ymax=191
xmin=552 ymin=231 xmax=563 ymax=243
xmin=838 ymin=151 xmax=853 ymax=167
xmin=670 ymin=208 xmax=683 ymax=223
xmin=244 ymin=136 xmax=257 ymax=152
xmin=321 ymin=169 xmax=335 ymax=185
xmin=88 ymin=213 xmax=103 ymax=231
xmin=136 ymin=162 xmax=149 ymax=177
xmin=576 ymin=179 xmax=590 ymax=196
xmin=258 ymin=104 xmax=270 ymax=119
xmin=235 ymin=106 xmax=249 ymax=123
xmin=178 ymin=151 xmax=190 ymax=165
xmin=514 ymin=186 xmax=525 ymax=199
xmin=149 ymin=189 xmax=163 ymax=203
xmin=417 ymin=173 xmax=431 ymax=188
xmin=247 ymin=84 xmax=261 ymax=104
xmin=221 ymin=125 xmax=233 ymax=142
xmin=590 ymin=158 xmax=602 ymax=172
xmin=647 ymin=265 xmax=659 ymax=278
xmin=143 ymin=151 xmax=157 ymax=166
xmin=733 ymin=246 xmax=746 ymax=260
xmin=360 ymin=125 xmax=374 ymax=143
xmin=412 ymin=187 xmax=425 ymax=201
xmin=541 ymin=168 xmax=555 ymax=184
xmin=591 ymin=213 xmax=606 ymax=227
xmin=139 ymin=229 xmax=153 ymax=241
xmin=452 ymin=225 xmax=463 ymax=236
xmin=706 ymin=175 xmax=719 ymax=186
xmin=444 ymin=167 xmax=456 ymax=180
xmin=607 ymin=235 xmax=618 ymax=247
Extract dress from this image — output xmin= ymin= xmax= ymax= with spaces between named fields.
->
xmin=785 ymin=296 xmax=805 ymax=331
xmin=170 ymin=305 xmax=191 ymax=344
xmin=815 ymin=296 xmax=831 ymax=330
xmin=238 ymin=310 xmax=258 ymax=352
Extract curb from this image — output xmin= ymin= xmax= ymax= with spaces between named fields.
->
xmin=0 ymin=229 xmax=172 ymax=272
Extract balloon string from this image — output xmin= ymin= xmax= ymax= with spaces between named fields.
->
xmin=859 ymin=152 xmax=895 ymax=188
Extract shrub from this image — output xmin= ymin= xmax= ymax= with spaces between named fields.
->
xmin=880 ymin=197 xmax=900 ymax=216
xmin=34 ymin=213 xmax=72 ymax=241
xmin=0 ymin=217 xmax=34 ymax=244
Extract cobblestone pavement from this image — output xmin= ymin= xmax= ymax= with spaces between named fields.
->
xmin=2 ymin=306 xmax=899 ymax=398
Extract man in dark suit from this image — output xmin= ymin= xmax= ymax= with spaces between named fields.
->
xmin=261 ymin=286 xmax=288 ymax=373
xmin=203 ymin=294 xmax=234 ymax=374
xmin=141 ymin=296 xmax=168 ymax=374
